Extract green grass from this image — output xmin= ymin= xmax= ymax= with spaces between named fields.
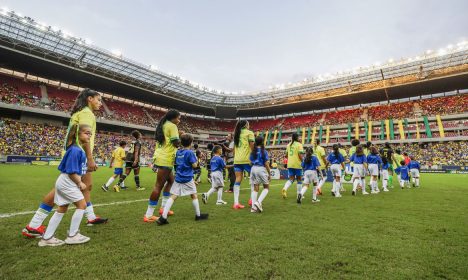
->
xmin=0 ymin=165 xmax=467 ymax=279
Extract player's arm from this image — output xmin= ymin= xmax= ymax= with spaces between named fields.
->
xmin=79 ymin=113 xmax=97 ymax=172
xmin=69 ymin=173 xmax=86 ymax=191
xmin=109 ymin=156 xmax=114 ymax=168
xmin=133 ymin=144 xmax=140 ymax=166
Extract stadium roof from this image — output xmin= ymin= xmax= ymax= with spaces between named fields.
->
xmin=0 ymin=9 xmax=467 ymax=117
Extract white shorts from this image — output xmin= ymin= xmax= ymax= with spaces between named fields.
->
xmin=368 ymin=164 xmax=379 ymax=176
xmin=381 ymin=169 xmax=389 ymax=180
xmin=410 ymin=169 xmax=420 ymax=178
xmin=171 ymin=180 xmax=197 ymax=196
xmin=353 ymin=164 xmax=365 ymax=178
xmin=303 ymin=170 xmax=319 ymax=185
xmin=330 ymin=164 xmax=342 ymax=177
xmin=250 ymin=165 xmax=269 ymax=185
xmin=211 ymin=171 xmax=224 ymax=189
xmin=54 ymin=174 xmax=85 ymax=206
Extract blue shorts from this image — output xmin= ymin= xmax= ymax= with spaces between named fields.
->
xmin=114 ymin=168 xmax=123 ymax=175
xmin=234 ymin=164 xmax=251 ymax=173
xmin=288 ymin=168 xmax=303 ymax=178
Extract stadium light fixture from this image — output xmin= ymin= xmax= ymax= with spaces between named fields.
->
xmin=425 ymin=49 xmax=433 ymax=55
xmin=84 ymin=38 xmax=93 ymax=45
xmin=111 ymin=50 xmax=122 ymax=58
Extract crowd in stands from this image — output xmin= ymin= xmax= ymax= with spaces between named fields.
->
xmin=1 ymin=74 xmax=467 ymax=135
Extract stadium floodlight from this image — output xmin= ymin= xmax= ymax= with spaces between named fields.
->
xmin=425 ymin=49 xmax=433 ymax=55
xmin=111 ymin=50 xmax=122 ymax=58
xmin=388 ymin=58 xmax=394 ymax=63
xmin=437 ymin=48 xmax=447 ymax=56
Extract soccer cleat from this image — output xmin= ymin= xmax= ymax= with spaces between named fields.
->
xmin=232 ymin=203 xmax=245 ymax=209
xmin=254 ymin=201 xmax=263 ymax=213
xmin=202 ymin=193 xmax=208 ymax=204
xmin=335 ymin=194 xmax=342 ymax=198
xmin=65 ymin=233 xmax=90 ymax=245
xmin=86 ymin=217 xmax=108 ymax=226
xmin=113 ymin=185 xmax=120 ymax=192
xmin=297 ymin=193 xmax=303 ymax=204
xmin=248 ymin=198 xmax=252 ymax=206
xmin=250 ymin=208 xmax=258 ymax=213
xmin=38 ymin=237 xmax=65 ymax=247
xmin=216 ymin=200 xmax=227 ymax=205
xmin=371 ymin=190 xmax=378 ymax=194
xmin=383 ymin=188 xmax=389 ymax=192
xmin=351 ymin=190 xmax=356 ymax=196
xmin=331 ymin=191 xmax=335 ymax=197
xmin=143 ymin=215 xmax=158 ymax=223
xmin=120 ymin=186 xmax=129 ymax=190
xmin=101 ymin=184 xmax=109 ymax=192
xmin=136 ymin=187 xmax=146 ymax=191
xmin=159 ymin=208 xmax=174 ymax=216
xmin=195 ymin=213 xmax=209 ymax=221
xmin=156 ymin=217 xmax=169 ymax=226
xmin=22 ymin=225 xmax=46 ymax=239
xmin=362 ymin=191 xmax=369 ymax=195
xmin=281 ymin=189 xmax=287 ymax=199
xmin=312 ymin=198 xmax=320 ymax=203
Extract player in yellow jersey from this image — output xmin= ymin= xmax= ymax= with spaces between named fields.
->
xmin=393 ymin=148 xmax=405 ymax=183
xmin=101 ymin=141 xmax=127 ymax=192
xmin=232 ymin=120 xmax=255 ymax=209
xmin=143 ymin=110 xmax=181 ymax=222
xmin=281 ymin=133 xmax=305 ymax=199
xmin=23 ymin=89 xmax=107 ymax=238
xmin=314 ymin=140 xmax=327 ymax=195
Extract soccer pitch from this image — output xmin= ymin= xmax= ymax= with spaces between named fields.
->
xmin=0 ymin=165 xmax=466 ymax=279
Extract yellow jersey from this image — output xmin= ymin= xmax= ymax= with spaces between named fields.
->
xmin=349 ymin=146 xmax=356 ymax=157
xmin=112 ymin=147 xmax=126 ymax=168
xmin=234 ymin=128 xmax=255 ymax=164
xmin=287 ymin=141 xmax=304 ymax=169
xmin=314 ymin=145 xmax=326 ymax=168
xmin=394 ymin=153 xmax=404 ymax=168
xmin=153 ymin=121 xmax=179 ymax=167
xmin=339 ymin=148 xmax=347 ymax=158
xmin=64 ymin=106 xmax=96 ymax=154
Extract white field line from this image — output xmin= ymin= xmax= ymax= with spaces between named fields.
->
xmin=0 ymin=183 xmax=284 ymax=219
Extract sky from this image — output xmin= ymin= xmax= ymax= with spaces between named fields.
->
xmin=2 ymin=0 xmax=467 ymax=92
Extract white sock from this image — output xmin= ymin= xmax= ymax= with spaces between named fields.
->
xmin=105 ymin=177 xmax=115 ymax=187
xmin=334 ymin=180 xmax=341 ymax=196
xmin=207 ymin=187 xmax=216 ymax=197
xmin=297 ymin=183 xmax=302 ymax=195
xmin=361 ymin=179 xmax=366 ymax=193
xmin=85 ymin=202 xmax=97 ymax=221
xmin=161 ymin=196 xmax=168 ymax=208
xmin=234 ymin=184 xmax=240 ymax=205
xmin=145 ymin=204 xmax=157 ymax=218
xmin=412 ymin=177 xmax=415 ymax=183
xmin=383 ymin=179 xmax=388 ymax=189
xmin=283 ymin=180 xmax=293 ymax=191
xmin=312 ymin=186 xmax=317 ymax=200
xmin=192 ymin=199 xmax=201 ymax=216
xmin=353 ymin=179 xmax=359 ymax=192
xmin=369 ymin=178 xmax=375 ymax=191
xmin=162 ymin=197 xmax=174 ymax=219
xmin=300 ymin=186 xmax=308 ymax=196
xmin=318 ymin=177 xmax=326 ymax=189
xmin=29 ymin=206 xmax=51 ymax=229
xmin=416 ymin=178 xmax=419 ymax=186
xmin=251 ymin=191 xmax=258 ymax=206
xmin=42 ymin=212 xmax=64 ymax=240
xmin=217 ymin=188 xmax=223 ymax=201
xmin=121 ymin=181 xmax=125 ymax=188
xmin=69 ymin=209 xmax=85 ymax=237
xmin=258 ymin=189 xmax=269 ymax=203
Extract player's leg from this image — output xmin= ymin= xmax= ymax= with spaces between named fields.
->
xmin=39 ymin=204 xmax=68 ymax=246
xmin=82 ymin=173 xmax=108 ymax=225
xmin=233 ymin=165 xmax=244 ymax=208
xmin=160 ymin=172 xmax=175 ymax=215
xmin=65 ymin=199 xmax=89 ymax=245
xmin=157 ymin=194 xmax=178 ymax=225
xmin=282 ymin=172 xmax=295 ymax=199
xmin=23 ymin=188 xmax=55 ymax=238
xmin=145 ymin=167 xmax=170 ymax=222
xmin=296 ymin=173 xmax=303 ymax=197
xmin=134 ymin=167 xmax=144 ymax=190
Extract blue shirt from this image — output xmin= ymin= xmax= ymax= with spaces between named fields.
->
xmin=382 ymin=162 xmax=390 ymax=169
xmin=211 ymin=155 xmax=226 ymax=172
xmin=58 ymin=145 xmax=87 ymax=176
xmin=408 ymin=161 xmax=420 ymax=170
xmin=249 ymin=148 xmax=269 ymax=166
xmin=302 ymin=155 xmax=321 ymax=171
xmin=367 ymin=154 xmax=383 ymax=165
xmin=327 ymin=153 xmax=345 ymax=164
xmin=395 ymin=166 xmax=410 ymax=180
xmin=350 ymin=154 xmax=367 ymax=164
xmin=175 ymin=149 xmax=198 ymax=183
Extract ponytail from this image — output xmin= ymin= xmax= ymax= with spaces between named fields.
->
xmin=71 ymin=88 xmax=99 ymax=115
xmin=291 ymin=132 xmax=299 ymax=144
xmin=305 ymin=147 xmax=313 ymax=164
xmin=333 ymin=144 xmax=339 ymax=157
xmin=155 ymin=109 xmax=180 ymax=144
xmin=234 ymin=120 xmax=248 ymax=147
xmin=251 ymin=136 xmax=264 ymax=160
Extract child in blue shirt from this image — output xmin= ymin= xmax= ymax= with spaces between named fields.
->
xmin=249 ymin=136 xmax=271 ymax=213
xmin=157 ymin=134 xmax=208 ymax=225
xmin=350 ymin=145 xmax=368 ymax=195
xmin=326 ymin=144 xmax=346 ymax=198
xmin=367 ymin=147 xmax=383 ymax=193
xmin=39 ymin=124 xmax=91 ymax=247
xmin=298 ymin=147 xmax=321 ymax=203
xmin=202 ymin=145 xmax=229 ymax=205
xmin=395 ymin=160 xmax=410 ymax=189
xmin=408 ymin=156 xmax=421 ymax=187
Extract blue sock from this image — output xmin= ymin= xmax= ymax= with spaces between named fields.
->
xmin=148 ymin=199 xmax=158 ymax=206
xmin=39 ymin=202 xmax=53 ymax=213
